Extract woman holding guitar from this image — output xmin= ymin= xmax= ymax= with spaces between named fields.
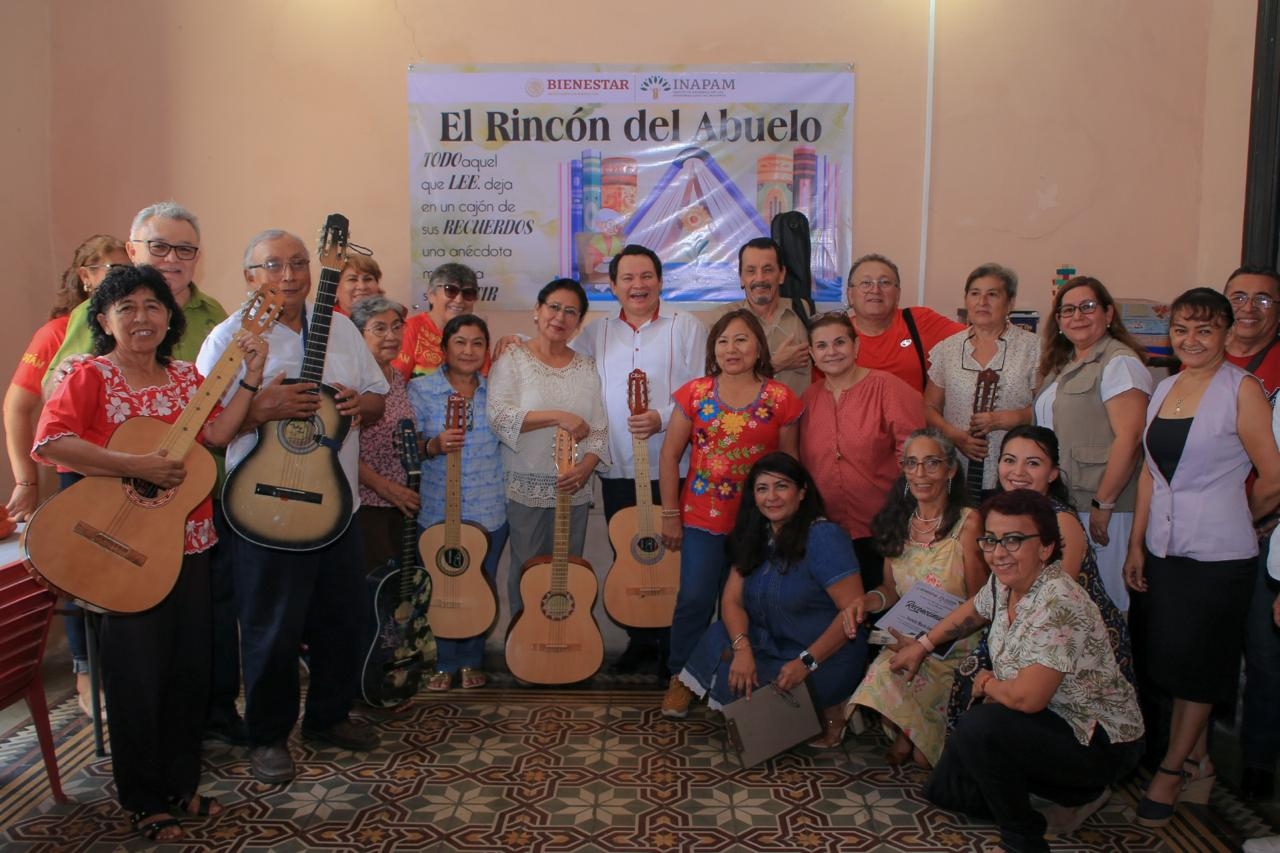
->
xmin=32 ymin=265 xmax=266 ymax=842
xmin=658 ymin=309 xmax=803 ymax=719
xmin=924 ymin=263 xmax=1039 ymax=501
xmin=409 ymin=314 xmax=507 ymax=690
xmin=487 ymin=279 xmax=607 ymax=625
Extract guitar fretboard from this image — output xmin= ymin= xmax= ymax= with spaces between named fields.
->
xmin=300 ymin=266 xmax=340 ymax=385
xmin=632 ymin=437 xmax=655 ymax=538
xmin=399 ymin=466 xmax=421 ymax=601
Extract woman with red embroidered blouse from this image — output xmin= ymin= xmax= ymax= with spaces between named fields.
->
xmin=801 ymin=312 xmax=925 ymax=593
xmin=658 ymin=308 xmax=803 ymax=718
xmin=33 ymin=265 xmax=265 ymax=843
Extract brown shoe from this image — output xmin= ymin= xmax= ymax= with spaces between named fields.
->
xmin=249 ymin=743 xmax=295 ymax=784
xmin=661 ymin=675 xmax=693 ymax=719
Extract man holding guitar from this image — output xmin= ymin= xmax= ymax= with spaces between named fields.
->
xmin=196 ymin=227 xmax=387 ymax=786
xmin=573 ymin=245 xmax=705 ymax=677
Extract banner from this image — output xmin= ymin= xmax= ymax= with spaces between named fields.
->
xmin=409 ymin=64 xmax=854 ymax=307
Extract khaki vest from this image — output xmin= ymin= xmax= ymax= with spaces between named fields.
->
xmin=1043 ymin=335 xmax=1143 ymax=513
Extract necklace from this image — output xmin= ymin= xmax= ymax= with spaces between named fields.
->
xmin=1174 ymin=397 xmax=1184 ymax=416
xmin=911 ymin=508 xmax=942 ymax=526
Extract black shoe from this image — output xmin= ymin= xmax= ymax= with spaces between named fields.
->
xmin=203 ymin=714 xmax=248 ymax=746
xmin=302 ymin=718 xmax=379 ymax=752
xmin=1243 ymin=767 xmax=1276 ymax=800
xmin=610 ymin=642 xmax=649 ymax=675
xmin=249 ymin=743 xmax=295 ymax=784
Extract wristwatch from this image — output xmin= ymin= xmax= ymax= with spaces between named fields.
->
xmin=1090 ymin=498 xmax=1117 ymax=510
xmin=799 ymin=649 xmax=819 ymax=671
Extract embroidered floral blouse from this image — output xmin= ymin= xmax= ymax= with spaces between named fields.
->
xmin=974 ymin=561 xmax=1144 ymax=746
xmin=33 ymin=357 xmax=219 ymax=554
xmin=672 ymin=376 xmax=803 ymax=534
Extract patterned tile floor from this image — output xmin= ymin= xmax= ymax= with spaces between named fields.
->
xmin=0 ymin=686 xmax=1265 ymax=852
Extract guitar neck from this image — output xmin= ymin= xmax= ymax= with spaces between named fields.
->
xmin=632 ymin=437 xmax=655 ymax=537
xmin=399 ymin=469 xmax=421 ymax=600
xmin=444 ymin=449 xmax=462 ymax=548
xmin=300 ymin=264 xmax=341 ymax=384
xmin=162 ymin=342 xmax=249 ymax=461
xmin=551 ymin=488 xmax=571 ymax=594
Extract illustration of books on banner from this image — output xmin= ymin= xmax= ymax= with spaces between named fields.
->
xmin=868 ymin=581 xmax=965 ymax=660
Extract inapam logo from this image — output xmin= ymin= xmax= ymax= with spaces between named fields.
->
xmin=640 ymin=75 xmax=672 ymax=100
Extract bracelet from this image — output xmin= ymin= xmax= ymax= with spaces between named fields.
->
xmin=424 ymin=436 xmax=439 ymax=460
xmin=730 ymin=632 xmax=750 ymax=650
xmin=239 ymin=379 xmax=261 ymax=394
xmin=867 ymin=588 xmax=887 ymax=612
xmin=1090 ymin=498 xmax=1116 ymax=510
xmin=15 ymin=480 xmax=35 ymax=487
xmin=661 ymin=508 xmax=681 ymax=518
xmin=917 ymin=632 xmax=936 ymax=653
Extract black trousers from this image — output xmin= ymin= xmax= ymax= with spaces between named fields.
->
xmin=101 ymin=550 xmax=211 ymax=814
xmin=206 ymin=502 xmax=241 ymax=728
xmin=925 ymin=702 xmax=1141 ymax=853
xmin=600 ymin=477 xmax=669 ymax=653
xmin=232 ymin=523 xmax=367 ymax=745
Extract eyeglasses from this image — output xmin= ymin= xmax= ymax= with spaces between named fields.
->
xmin=976 ymin=533 xmax=1036 ymax=553
xmin=82 ymin=263 xmax=127 ymax=273
xmin=1229 ymin=293 xmax=1276 ymax=310
xmin=542 ymin=301 xmax=581 ymax=319
xmin=246 ymin=258 xmax=311 ymax=275
xmin=364 ymin=320 xmax=405 ymax=337
xmin=851 ymin=277 xmax=897 ymax=291
xmin=901 ymin=457 xmax=946 ymax=474
xmin=439 ymin=283 xmax=480 ymax=300
xmin=1055 ymin=299 xmax=1100 ymax=319
xmin=130 ymin=239 xmax=198 ymax=261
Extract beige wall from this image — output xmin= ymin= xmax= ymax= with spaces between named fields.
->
xmin=0 ymin=0 xmax=1258 ymax=495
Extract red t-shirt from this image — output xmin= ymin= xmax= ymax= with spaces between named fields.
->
xmin=854 ymin=307 xmax=964 ymax=392
xmin=33 ymin=357 xmax=218 ymax=554
xmin=11 ymin=315 xmax=69 ymax=394
xmin=1227 ymin=344 xmax=1280 ymax=404
xmin=392 ymin=312 xmax=491 ymax=381
xmin=673 ymin=376 xmax=803 ymax=534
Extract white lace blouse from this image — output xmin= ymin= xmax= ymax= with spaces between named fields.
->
xmin=486 ymin=345 xmax=609 ymax=507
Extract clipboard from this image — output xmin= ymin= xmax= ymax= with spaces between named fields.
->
xmin=722 ymin=681 xmax=823 ymax=768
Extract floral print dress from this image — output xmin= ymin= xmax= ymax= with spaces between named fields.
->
xmin=848 ymin=508 xmax=978 ymax=766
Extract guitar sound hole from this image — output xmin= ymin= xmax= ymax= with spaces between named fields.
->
xmin=436 ymin=547 xmax=469 ymax=577
xmin=540 ymin=591 xmax=575 ymax=622
xmin=122 ymin=478 xmax=174 ymax=508
xmin=277 ymin=416 xmax=323 ymax=454
xmin=630 ymin=535 xmax=665 ymax=565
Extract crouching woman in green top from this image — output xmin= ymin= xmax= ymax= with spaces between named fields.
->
xmin=894 ymin=489 xmax=1144 ymax=853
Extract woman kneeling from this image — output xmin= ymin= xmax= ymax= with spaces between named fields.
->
xmin=900 ymin=489 xmax=1143 ymax=853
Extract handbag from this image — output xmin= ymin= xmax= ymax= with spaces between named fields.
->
xmin=722 ymin=681 xmax=823 ymax=768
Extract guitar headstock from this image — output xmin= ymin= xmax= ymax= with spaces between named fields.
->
xmin=316 ymin=213 xmax=350 ymax=273
xmin=554 ymin=427 xmax=577 ymax=477
xmin=394 ymin=418 xmax=421 ymax=474
xmin=240 ymin=282 xmax=285 ymax=336
xmin=627 ymin=369 xmax=650 ymax=417
xmin=446 ymin=394 xmax=470 ymax=433
xmin=974 ymin=368 xmax=1000 ymax=412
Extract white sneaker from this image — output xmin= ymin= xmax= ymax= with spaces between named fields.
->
xmin=1244 ymin=837 xmax=1280 ymax=853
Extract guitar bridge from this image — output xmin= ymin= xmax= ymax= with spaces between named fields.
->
xmin=73 ymin=522 xmax=147 ymax=566
xmin=625 ymin=586 xmax=677 ymax=598
xmin=530 ymin=643 xmax=584 ymax=652
xmin=253 ymin=484 xmax=324 ymax=504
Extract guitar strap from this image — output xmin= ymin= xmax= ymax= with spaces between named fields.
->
xmin=902 ymin=308 xmax=928 ymax=391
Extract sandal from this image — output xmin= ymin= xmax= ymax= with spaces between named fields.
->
xmin=427 ymin=671 xmax=453 ymax=692
xmin=1182 ymin=756 xmax=1216 ymax=804
xmin=131 ymin=809 xmax=183 ymax=842
xmin=1136 ymin=765 xmax=1188 ymax=827
xmin=807 ymin=713 xmax=847 ymax=749
xmin=168 ymin=794 xmax=222 ymax=819
xmin=459 ymin=667 xmax=487 ymax=689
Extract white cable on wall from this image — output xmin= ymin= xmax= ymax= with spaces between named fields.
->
xmin=917 ymin=0 xmax=937 ymax=306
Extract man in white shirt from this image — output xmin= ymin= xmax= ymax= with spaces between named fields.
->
xmin=573 ymin=245 xmax=705 ymax=676
xmin=196 ymin=229 xmax=387 ymax=785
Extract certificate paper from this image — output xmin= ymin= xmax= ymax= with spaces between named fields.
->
xmin=873 ymin=581 xmax=965 ymax=659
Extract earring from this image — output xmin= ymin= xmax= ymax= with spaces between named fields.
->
xmin=903 ymin=481 xmax=909 ymax=497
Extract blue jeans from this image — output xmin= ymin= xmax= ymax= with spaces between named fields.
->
xmin=1244 ymin=538 xmax=1280 ymax=771
xmin=434 ymin=523 xmax=508 ymax=673
xmin=666 ymin=527 xmax=730 ymax=674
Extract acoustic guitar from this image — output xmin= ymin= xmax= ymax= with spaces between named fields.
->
xmin=221 ymin=213 xmax=354 ymax=551
xmin=602 ymin=369 xmax=679 ymax=627
xmin=505 ymin=428 xmax=604 ymax=684
xmin=418 ymin=394 xmax=497 ymax=639
xmin=965 ymin=367 xmax=1000 ymax=497
xmin=360 ymin=418 xmax=433 ymax=707
xmin=22 ymin=286 xmax=283 ymax=613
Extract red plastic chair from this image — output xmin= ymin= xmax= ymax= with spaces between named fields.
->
xmin=0 ymin=559 xmax=66 ymax=803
